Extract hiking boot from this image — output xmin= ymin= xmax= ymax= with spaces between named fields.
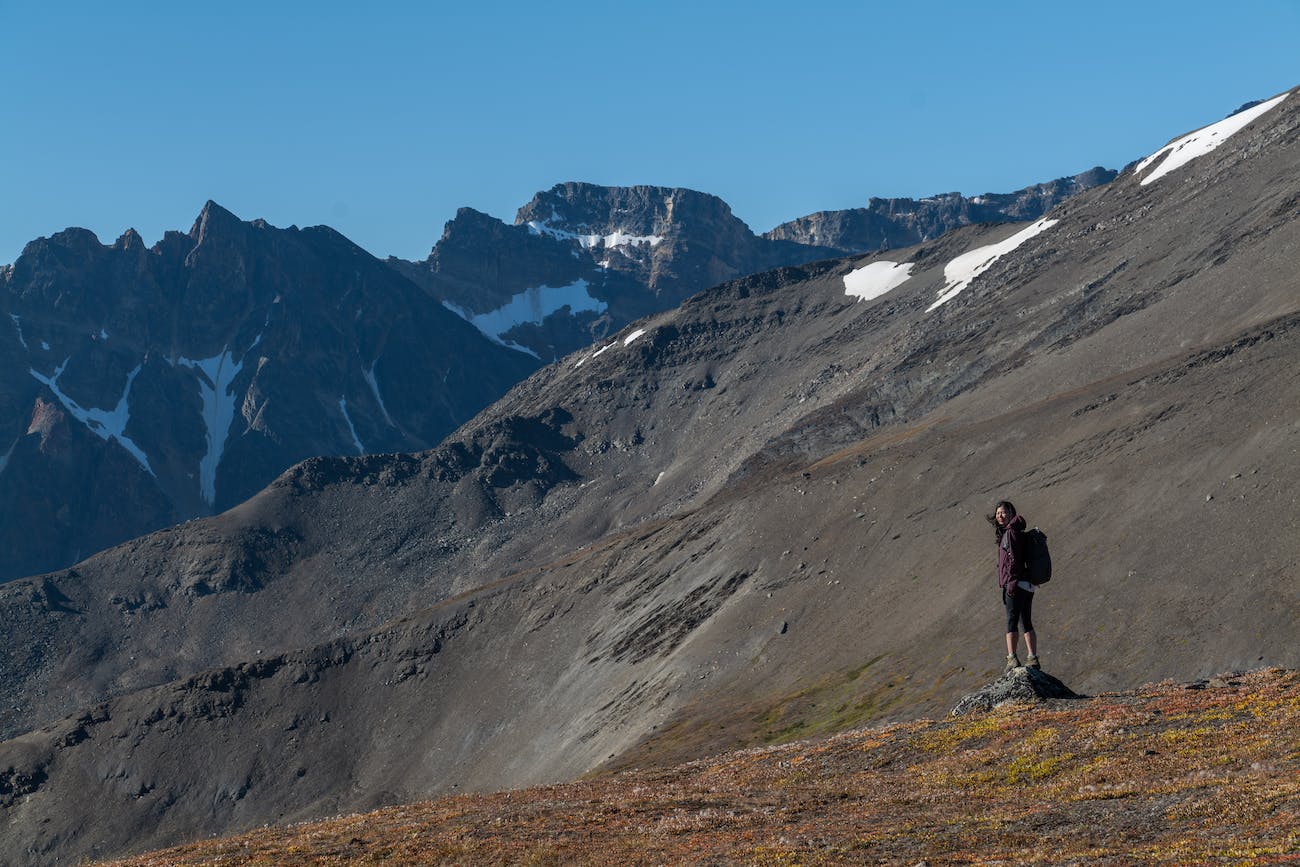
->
xmin=1026 ymin=655 xmax=1041 ymax=670
xmin=1004 ymin=654 xmax=1021 ymax=673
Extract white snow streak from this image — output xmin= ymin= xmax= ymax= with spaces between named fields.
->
xmin=1134 ymin=93 xmax=1289 ymax=186
xmin=843 ymin=261 xmax=913 ymax=302
xmin=178 ymin=348 xmax=246 ymax=506
xmin=364 ymin=363 xmax=395 ymax=428
xmin=9 ymin=314 xmax=27 ymax=349
xmin=29 ymin=359 xmax=154 ymax=475
xmin=576 ymin=329 xmax=646 ymax=367
xmin=927 ymin=219 xmax=1058 ymax=312
xmin=339 ymin=397 xmax=365 ymax=454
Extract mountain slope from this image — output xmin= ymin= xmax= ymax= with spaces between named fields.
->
xmin=104 ymin=668 xmax=1300 ymax=866
xmin=2 ymin=85 xmax=1298 ymax=864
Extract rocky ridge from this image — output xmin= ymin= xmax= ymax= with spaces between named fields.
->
xmin=764 ymin=166 xmax=1117 ymax=252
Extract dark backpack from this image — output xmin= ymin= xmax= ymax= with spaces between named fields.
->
xmin=1002 ymin=525 xmax=1053 ymax=585
xmin=1023 ymin=527 xmax=1052 ymax=585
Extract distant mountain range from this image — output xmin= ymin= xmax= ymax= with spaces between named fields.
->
xmin=0 ymin=170 xmax=1112 ymax=582
xmin=1 ymin=86 xmax=1296 ymax=866
xmin=0 ymin=203 xmax=538 ymax=582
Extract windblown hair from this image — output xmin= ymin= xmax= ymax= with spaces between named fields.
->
xmin=986 ymin=500 xmax=1017 ymax=541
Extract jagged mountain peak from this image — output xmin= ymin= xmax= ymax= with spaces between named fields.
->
xmin=113 ymin=227 xmax=145 ymax=251
xmin=188 ymin=199 xmax=245 ymax=242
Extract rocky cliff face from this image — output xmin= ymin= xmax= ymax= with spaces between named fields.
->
xmin=0 ymin=202 xmax=537 ymax=581
xmin=764 ymin=167 xmax=1117 ymax=252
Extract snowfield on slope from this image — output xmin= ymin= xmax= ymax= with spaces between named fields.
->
xmin=444 ymin=279 xmax=606 ymax=358
xmin=928 ymin=219 xmax=1058 ymax=311
xmin=178 ymin=347 xmax=248 ymax=506
xmin=29 ymin=359 xmax=154 ymax=475
xmin=1134 ymin=92 xmax=1290 ymax=186
xmin=843 ymin=261 xmax=913 ymax=301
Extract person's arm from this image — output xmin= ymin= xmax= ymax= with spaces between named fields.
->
xmin=1003 ymin=526 xmax=1021 ymax=591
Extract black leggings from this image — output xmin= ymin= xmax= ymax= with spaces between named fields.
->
xmin=1004 ymin=588 xmax=1035 ymax=634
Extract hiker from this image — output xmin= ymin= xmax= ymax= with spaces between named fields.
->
xmin=990 ymin=500 xmax=1040 ymax=672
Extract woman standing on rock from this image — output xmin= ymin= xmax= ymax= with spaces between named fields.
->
xmin=990 ymin=500 xmax=1039 ymax=672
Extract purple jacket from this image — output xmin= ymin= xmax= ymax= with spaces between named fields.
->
xmin=997 ymin=515 xmax=1027 ymax=592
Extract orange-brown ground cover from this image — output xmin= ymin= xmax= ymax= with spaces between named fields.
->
xmin=107 ymin=668 xmax=1300 ymax=865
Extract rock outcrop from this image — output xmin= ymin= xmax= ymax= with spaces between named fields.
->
xmin=950 ymin=667 xmax=1083 ymax=716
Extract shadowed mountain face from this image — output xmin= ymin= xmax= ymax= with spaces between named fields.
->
xmin=3 ymin=87 xmax=1298 ymax=864
xmin=0 ymin=203 xmax=539 ymax=581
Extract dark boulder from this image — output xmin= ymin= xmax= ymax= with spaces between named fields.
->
xmin=950 ymin=667 xmax=1083 ymax=716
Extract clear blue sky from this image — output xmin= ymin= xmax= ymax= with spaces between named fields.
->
xmin=3 ymin=1 xmax=1297 ymax=266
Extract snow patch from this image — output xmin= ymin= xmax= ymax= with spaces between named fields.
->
xmin=654 ymin=471 xmax=666 ymax=486
xmin=526 ymin=221 xmax=665 ymax=249
xmin=843 ymin=261 xmax=913 ymax=302
xmin=29 ymin=359 xmax=154 ymax=475
xmin=41 ymin=340 xmax=50 ymax=351
xmin=178 ymin=347 xmax=247 ymax=506
xmin=623 ymin=328 xmax=647 ymax=346
xmin=591 ymin=342 xmax=615 ymax=359
xmin=1134 ymin=93 xmax=1289 ymax=186
xmin=339 ymin=397 xmax=365 ymax=454
xmin=927 ymin=219 xmax=1058 ymax=312
xmin=444 ymin=279 xmax=604 ymax=356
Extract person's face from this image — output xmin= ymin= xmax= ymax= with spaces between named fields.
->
xmin=995 ymin=506 xmax=1010 ymax=527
